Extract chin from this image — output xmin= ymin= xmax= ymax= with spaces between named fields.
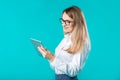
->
xmin=64 ymin=30 xmax=69 ymax=34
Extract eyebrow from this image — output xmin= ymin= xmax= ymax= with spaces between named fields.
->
xmin=61 ymin=18 xmax=73 ymax=21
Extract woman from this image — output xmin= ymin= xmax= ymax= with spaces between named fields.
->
xmin=37 ymin=6 xmax=91 ymax=80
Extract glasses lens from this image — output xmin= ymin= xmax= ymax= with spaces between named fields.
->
xmin=59 ymin=18 xmax=63 ymax=23
xmin=65 ymin=21 xmax=70 ymax=25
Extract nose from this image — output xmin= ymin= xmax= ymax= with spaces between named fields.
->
xmin=62 ymin=23 xmax=66 ymax=27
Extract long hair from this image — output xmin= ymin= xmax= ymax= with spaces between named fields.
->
xmin=63 ymin=6 xmax=91 ymax=53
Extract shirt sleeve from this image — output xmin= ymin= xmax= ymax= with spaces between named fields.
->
xmin=50 ymin=42 xmax=91 ymax=77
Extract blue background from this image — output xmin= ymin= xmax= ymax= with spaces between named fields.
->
xmin=0 ymin=0 xmax=120 ymax=80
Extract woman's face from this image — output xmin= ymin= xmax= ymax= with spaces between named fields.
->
xmin=61 ymin=12 xmax=74 ymax=34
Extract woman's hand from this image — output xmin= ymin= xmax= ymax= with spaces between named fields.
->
xmin=37 ymin=45 xmax=55 ymax=62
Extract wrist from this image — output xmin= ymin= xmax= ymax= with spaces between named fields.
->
xmin=49 ymin=55 xmax=55 ymax=62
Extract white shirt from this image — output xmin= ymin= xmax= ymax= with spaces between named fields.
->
xmin=50 ymin=34 xmax=91 ymax=77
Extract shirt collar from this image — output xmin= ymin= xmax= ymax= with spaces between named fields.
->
xmin=64 ymin=33 xmax=71 ymax=38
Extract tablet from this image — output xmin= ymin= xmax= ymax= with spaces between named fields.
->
xmin=30 ymin=38 xmax=43 ymax=57
xmin=30 ymin=38 xmax=42 ymax=47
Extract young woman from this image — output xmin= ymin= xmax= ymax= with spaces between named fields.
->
xmin=37 ymin=6 xmax=91 ymax=80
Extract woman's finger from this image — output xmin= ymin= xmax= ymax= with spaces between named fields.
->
xmin=37 ymin=46 xmax=46 ymax=57
xmin=40 ymin=45 xmax=47 ymax=51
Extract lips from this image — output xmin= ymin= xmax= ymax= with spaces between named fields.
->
xmin=63 ymin=27 xmax=69 ymax=30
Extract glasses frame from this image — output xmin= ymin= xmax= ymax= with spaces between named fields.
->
xmin=59 ymin=18 xmax=74 ymax=26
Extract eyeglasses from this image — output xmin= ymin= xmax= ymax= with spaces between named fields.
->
xmin=59 ymin=18 xmax=73 ymax=26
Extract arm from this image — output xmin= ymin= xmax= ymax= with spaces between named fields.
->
xmin=50 ymin=42 xmax=91 ymax=77
xmin=37 ymin=46 xmax=55 ymax=62
xmin=50 ymin=51 xmax=81 ymax=77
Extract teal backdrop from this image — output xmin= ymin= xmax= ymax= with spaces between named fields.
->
xmin=0 ymin=0 xmax=120 ymax=80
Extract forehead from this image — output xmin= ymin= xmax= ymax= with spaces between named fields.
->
xmin=62 ymin=12 xmax=73 ymax=20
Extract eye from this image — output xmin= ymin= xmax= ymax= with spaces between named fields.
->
xmin=65 ymin=20 xmax=71 ymax=23
xmin=59 ymin=18 xmax=73 ymax=26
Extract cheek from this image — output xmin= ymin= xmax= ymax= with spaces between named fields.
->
xmin=63 ymin=27 xmax=73 ymax=33
xmin=67 ymin=26 xmax=73 ymax=32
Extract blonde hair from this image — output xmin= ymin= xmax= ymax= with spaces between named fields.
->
xmin=63 ymin=6 xmax=90 ymax=53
